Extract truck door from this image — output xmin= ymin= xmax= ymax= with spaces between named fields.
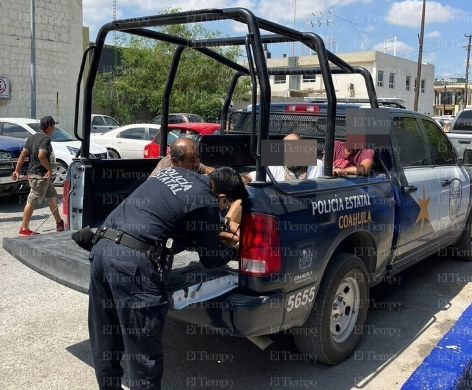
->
xmin=421 ymin=118 xmax=470 ymax=243
xmin=391 ymin=116 xmax=441 ymax=260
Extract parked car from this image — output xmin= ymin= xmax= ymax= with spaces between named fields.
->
xmin=91 ymin=124 xmax=166 ymax=159
xmin=0 ymin=118 xmax=109 ymax=186
xmin=0 ymin=135 xmax=29 ymax=197
xmin=91 ymin=114 xmax=120 ymax=134
xmin=150 ymin=113 xmax=205 ymax=125
xmin=143 ymin=122 xmax=221 ymax=158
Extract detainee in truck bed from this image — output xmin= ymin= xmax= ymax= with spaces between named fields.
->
xmin=3 ymin=7 xmax=472 ymax=371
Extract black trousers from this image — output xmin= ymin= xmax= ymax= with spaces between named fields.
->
xmin=88 ymin=239 xmax=168 ymax=390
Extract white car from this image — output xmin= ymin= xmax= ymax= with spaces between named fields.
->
xmin=91 ymin=124 xmax=162 ymax=159
xmin=0 ymin=118 xmax=109 ymax=186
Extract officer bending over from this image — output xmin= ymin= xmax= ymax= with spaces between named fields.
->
xmin=149 ymin=137 xmax=214 ymax=176
xmin=88 ymin=166 xmax=247 ymax=390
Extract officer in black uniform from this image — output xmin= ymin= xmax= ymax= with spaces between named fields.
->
xmin=88 ymin=166 xmax=247 ymax=390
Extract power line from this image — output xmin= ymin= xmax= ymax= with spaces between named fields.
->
xmin=340 ymin=8 xmax=370 ymax=50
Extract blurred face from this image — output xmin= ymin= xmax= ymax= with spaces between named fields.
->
xmin=175 ymin=148 xmax=201 ymax=171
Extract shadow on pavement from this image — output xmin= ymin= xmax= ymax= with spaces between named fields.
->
xmin=65 ymin=254 xmax=471 ymax=390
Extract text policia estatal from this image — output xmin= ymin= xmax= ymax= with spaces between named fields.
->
xmin=312 ymin=194 xmax=372 ymax=229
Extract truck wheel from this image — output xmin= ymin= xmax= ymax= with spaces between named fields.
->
xmin=450 ymin=211 xmax=472 ymax=261
xmin=293 ymin=252 xmax=369 ymax=364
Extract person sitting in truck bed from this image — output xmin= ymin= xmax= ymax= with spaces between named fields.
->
xmin=149 ymin=137 xmax=214 ymax=177
xmin=242 ymin=133 xmax=324 ymax=183
xmin=330 ymin=140 xmax=375 ymax=177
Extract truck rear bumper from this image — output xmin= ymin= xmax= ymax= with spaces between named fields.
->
xmin=168 ymin=291 xmax=285 ymax=337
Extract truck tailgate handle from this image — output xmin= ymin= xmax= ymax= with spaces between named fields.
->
xmin=441 ymin=179 xmax=453 ymax=186
xmin=402 ymin=185 xmax=417 ymax=194
xmin=459 ymin=140 xmax=471 ymax=144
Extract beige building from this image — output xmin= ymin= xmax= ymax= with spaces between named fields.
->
xmin=0 ymin=0 xmax=84 ymax=130
xmin=433 ymin=83 xmax=472 ymax=116
xmin=242 ymin=51 xmax=435 ymax=114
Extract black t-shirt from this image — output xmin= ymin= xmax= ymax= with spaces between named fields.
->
xmin=104 ymin=167 xmax=235 ymax=268
xmin=25 ymin=132 xmax=53 ymax=175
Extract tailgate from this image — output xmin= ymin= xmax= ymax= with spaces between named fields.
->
xmin=2 ymin=232 xmax=238 ymax=309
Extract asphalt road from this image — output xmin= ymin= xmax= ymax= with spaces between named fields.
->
xmin=1 ymin=189 xmax=472 ymax=390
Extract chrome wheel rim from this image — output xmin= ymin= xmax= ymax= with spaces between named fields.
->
xmin=330 ymin=276 xmax=360 ymax=343
xmin=53 ymin=164 xmax=67 ymax=185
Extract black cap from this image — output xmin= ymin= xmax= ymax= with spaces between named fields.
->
xmin=40 ymin=116 xmax=55 ymax=130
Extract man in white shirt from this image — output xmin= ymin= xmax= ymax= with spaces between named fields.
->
xmin=243 ymin=133 xmax=324 ymax=183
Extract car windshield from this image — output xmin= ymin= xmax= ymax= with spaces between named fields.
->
xmin=27 ymin=123 xmax=76 ymax=141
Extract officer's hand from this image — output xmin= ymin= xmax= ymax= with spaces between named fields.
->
xmin=11 ymin=171 xmax=19 ymax=181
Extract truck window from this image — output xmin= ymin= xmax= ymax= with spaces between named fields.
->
xmin=391 ymin=117 xmax=429 ymax=167
xmin=453 ymin=110 xmax=472 ymax=131
xmin=103 ymin=116 xmax=119 ymax=126
xmin=92 ymin=116 xmax=105 ymax=126
xmin=422 ymin=119 xmax=456 ymax=165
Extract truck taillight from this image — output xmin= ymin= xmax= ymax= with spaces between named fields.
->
xmin=240 ymin=213 xmax=281 ymax=276
xmin=63 ymin=179 xmax=70 ymax=228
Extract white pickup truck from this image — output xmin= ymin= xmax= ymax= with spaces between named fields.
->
xmin=446 ymin=108 xmax=472 ymax=162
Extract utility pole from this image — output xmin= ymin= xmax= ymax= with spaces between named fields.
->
xmin=414 ymin=0 xmax=426 ymax=112
xmin=291 ymin=0 xmax=296 ymax=57
xmin=464 ymin=34 xmax=471 ymax=109
xmin=30 ymin=0 xmax=36 ymax=119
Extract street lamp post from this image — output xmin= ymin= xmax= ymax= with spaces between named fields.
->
xmin=442 ymin=79 xmax=447 ymax=115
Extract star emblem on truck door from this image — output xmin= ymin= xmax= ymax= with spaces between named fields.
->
xmin=415 ymin=185 xmax=431 ymax=233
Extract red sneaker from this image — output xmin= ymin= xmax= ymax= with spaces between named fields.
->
xmin=18 ymin=228 xmax=39 ymax=237
xmin=56 ymin=220 xmax=65 ymax=232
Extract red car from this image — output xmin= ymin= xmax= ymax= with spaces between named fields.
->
xmin=143 ymin=122 xmax=220 ymax=158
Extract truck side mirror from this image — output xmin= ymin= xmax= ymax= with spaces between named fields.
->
xmin=463 ymin=150 xmax=472 ymax=165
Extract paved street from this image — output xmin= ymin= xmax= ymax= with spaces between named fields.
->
xmin=1 ymin=189 xmax=472 ymax=390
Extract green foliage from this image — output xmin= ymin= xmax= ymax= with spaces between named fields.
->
xmin=92 ymin=8 xmax=251 ymax=123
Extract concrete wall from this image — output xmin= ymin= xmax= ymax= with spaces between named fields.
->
xmin=262 ymin=51 xmax=435 ymax=114
xmin=0 ymin=0 xmax=83 ymax=131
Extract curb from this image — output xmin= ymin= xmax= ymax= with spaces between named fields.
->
xmin=401 ymin=304 xmax=472 ymax=390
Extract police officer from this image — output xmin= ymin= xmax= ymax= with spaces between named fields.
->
xmin=88 ymin=166 xmax=247 ymax=390
xmin=149 ymin=137 xmax=214 ymax=176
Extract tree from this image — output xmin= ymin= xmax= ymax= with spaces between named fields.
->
xmin=93 ymin=9 xmax=251 ymax=123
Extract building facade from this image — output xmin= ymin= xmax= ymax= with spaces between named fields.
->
xmin=247 ymin=51 xmax=435 ymax=114
xmin=0 ymin=0 xmax=84 ymax=131
xmin=433 ymin=83 xmax=472 ymax=116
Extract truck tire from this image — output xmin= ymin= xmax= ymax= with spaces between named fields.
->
xmin=450 ymin=211 xmax=472 ymax=261
xmin=293 ymin=252 xmax=369 ymax=364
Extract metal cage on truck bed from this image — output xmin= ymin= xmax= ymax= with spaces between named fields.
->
xmin=73 ymin=7 xmax=379 ymax=185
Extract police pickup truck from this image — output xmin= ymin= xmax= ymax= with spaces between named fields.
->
xmin=3 ymin=8 xmax=472 ymax=365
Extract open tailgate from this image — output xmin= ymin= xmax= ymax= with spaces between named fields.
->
xmin=3 ymin=232 xmax=238 ymax=309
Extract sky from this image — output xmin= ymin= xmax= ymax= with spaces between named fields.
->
xmin=83 ymin=0 xmax=471 ymax=81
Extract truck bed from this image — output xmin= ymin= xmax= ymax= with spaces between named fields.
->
xmin=3 ymin=232 xmax=239 ymax=309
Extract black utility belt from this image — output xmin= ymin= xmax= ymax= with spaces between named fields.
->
xmin=93 ymin=226 xmax=155 ymax=253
